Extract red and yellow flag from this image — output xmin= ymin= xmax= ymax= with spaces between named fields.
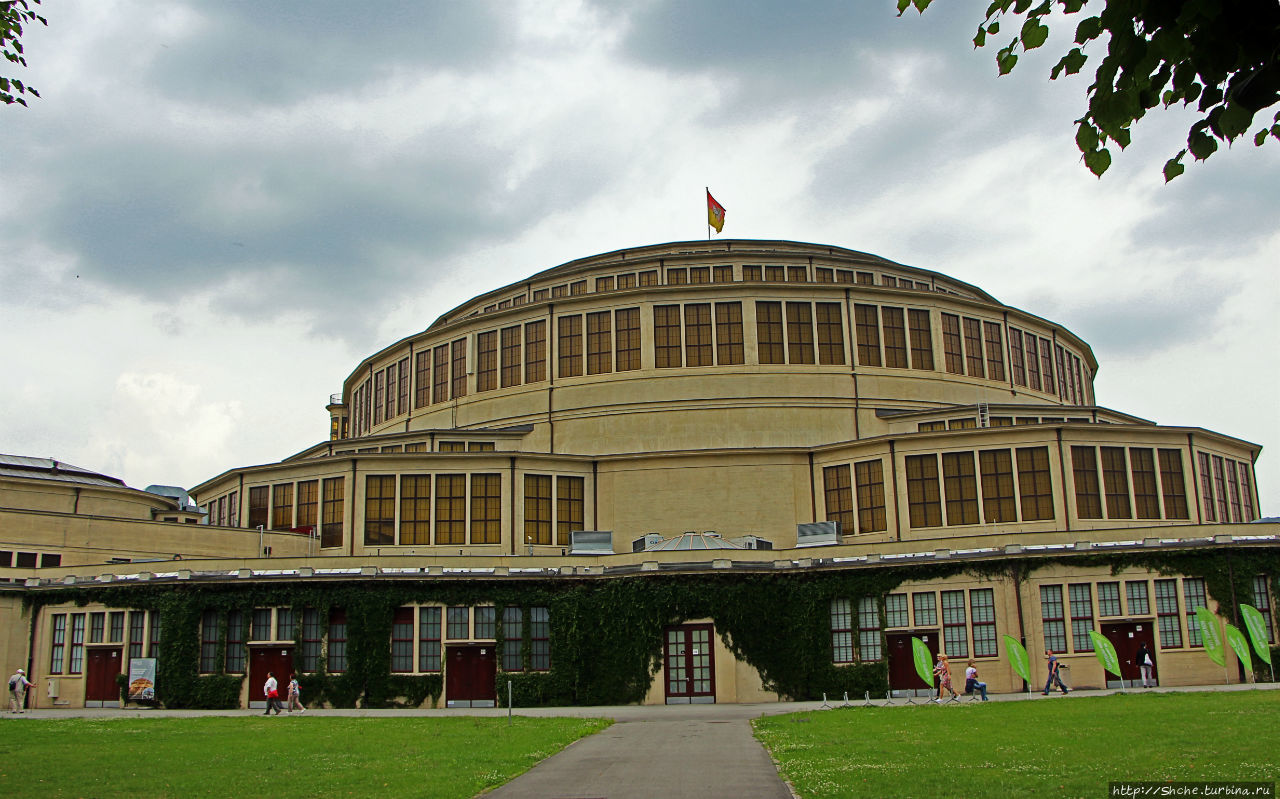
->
xmin=706 ymin=190 xmax=726 ymax=233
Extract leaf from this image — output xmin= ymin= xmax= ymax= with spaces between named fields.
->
xmin=974 ymin=25 xmax=987 ymax=48
xmin=1075 ymin=16 xmax=1103 ymax=44
xmin=1083 ymin=147 xmax=1111 ymax=176
xmin=988 ymin=20 xmax=999 ymax=35
xmin=1112 ymin=127 xmax=1131 ymax=149
xmin=1188 ymin=127 xmax=1218 ymax=160
xmin=1021 ymin=17 xmax=1049 ymax=50
xmin=1062 ymin=48 xmax=1087 ymax=76
xmin=1163 ymin=153 xmax=1186 ymax=181
xmin=896 ymin=0 xmax=912 ymax=14
xmin=1256 ymin=128 xmax=1269 ymax=146
xmin=1218 ymin=102 xmax=1254 ymax=140
xmin=1075 ymin=122 xmax=1099 ymax=152
xmin=1062 ymin=0 xmax=1086 ymax=12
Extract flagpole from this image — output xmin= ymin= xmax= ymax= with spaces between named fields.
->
xmin=706 ymin=186 xmax=711 ymax=240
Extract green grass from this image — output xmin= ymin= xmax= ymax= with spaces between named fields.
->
xmin=754 ymin=691 xmax=1280 ymax=799
xmin=0 ymin=715 xmax=610 ymax=798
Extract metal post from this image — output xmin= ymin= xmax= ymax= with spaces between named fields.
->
xmin=507 ymin=680 xmax=513 ymax=726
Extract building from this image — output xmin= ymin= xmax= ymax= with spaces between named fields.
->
xmin=3 ymin=239 xmax=1276 ymax=710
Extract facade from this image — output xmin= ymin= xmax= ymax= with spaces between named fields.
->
xmin=3 ymin=240 xmax=1275 ymax=710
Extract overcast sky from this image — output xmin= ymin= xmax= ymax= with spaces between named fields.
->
xmin=2 ymin=0 xmax=1276 ymax=515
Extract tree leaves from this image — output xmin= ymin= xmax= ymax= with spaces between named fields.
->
xmin=1 ymin=0 xmax=45 ymax=108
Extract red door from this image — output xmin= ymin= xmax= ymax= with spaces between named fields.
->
xmin=1102 ymin=622 xmax=1157 ymax=686
xmin=445 ymin=645 xmax=496 ymax=707
xmin=249 ymin=646 xmax=294 ymax=708
xmin=86 ymin=648 xmax=123 ymax=705
xmin=887 ymin=633 xmax=938 ymax=694
xmin=664 ymin=624 xmax=716 ymax=704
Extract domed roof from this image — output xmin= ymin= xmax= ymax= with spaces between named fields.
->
xmin=645 ymin=532 xmax=744 ymax=551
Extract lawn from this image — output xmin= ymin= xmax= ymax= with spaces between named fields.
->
xmin=754 ymin=690 xmax=1280 ymax=798
xmin=0 ymin=715 xmax=610 ymax=798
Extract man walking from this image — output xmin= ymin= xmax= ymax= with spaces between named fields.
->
xmin=8 ymin=668 xmax=33 ymax=713
xmin=1043 ymin=650 xmax=1069 ymax=695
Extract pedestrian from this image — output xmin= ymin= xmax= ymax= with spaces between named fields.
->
xmin=1137 ymin=642 xmax=1156 ymax=688
xmin=965 ymin=659 xmax=990 ymax=701
xmin=263 ymin=672 xmax=283 ymax=715
xmin=1043 ymin=650 xmax=1069 ymax=695
xmin=933 ymin=653 xmax=957 ymax=701
xmin=287 ymin=673 xmax=305 ymax=713
xmin=8 ymin=668 xmax=33 ymax=713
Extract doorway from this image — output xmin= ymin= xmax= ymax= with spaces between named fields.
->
xmin=445 ymin=645 xmax=496 ymax=708
xmin=249 ymin=646 xmax=295 ymax=709
xmin=85 ymin=648 xmax=123 ymax=707
xmin=1101 ymin=622 xmax=1157 ymax=688
xmin=886 ymin=632 xmax=938 ymax=698
xmin=664 ymin=624 xmax=716 ymax=704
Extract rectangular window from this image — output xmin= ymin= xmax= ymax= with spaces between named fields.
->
xmin=816 ymin=267 xmax=834 ymax=283
xmin=942 ymin=590 xmax=968 ymax=658
xmin=685 ymin=303 xmax=713 ymax=367
xmin=1101 ymin=447 xmax=1132 ymax=519
xmin=447 ymin=607 xmax=470 ymax=639
xmin=474 ymin=606 xmax=496 ymax=640
xmin=1253 ymin=576 xmax=1274 ymax=644
xmin=787 ymin=265 xmax=807 ymax=282
xmin=1025 ymin=334 xmax=1041 ymax=391
xmin=530 ymin=607 xmax=550 ymax=670
xmin=199 ymin=610 xmax=218 ymax=673
xmin=882 ymin=306 xmax=908 ymax=368
xmin=1039 ymin=337 xmax=1055 ymax=394
xmin=1226 ymin=461 xmax=1242 ymax=523
xmin=435 ymin=474 xmax=466 ymax=545
xmin=1184 ymin=578 xmax=1208 ymax=647
xmin=815 ymin=303 xmax=845 ymax=365
xmin=743 ymin=265 xmax=762 ymax=281
xmin=667 ymin=267 xmax=687 ymax=285
xmin=386 ymin=363 xmax=399 ymax=420
xmin=1072 ymin=446 xmax=1103 ymax=519
xmin=766 ymin=265 xmax=785 ymax=282
xmin=364 ymin=475 xmax=396 ymax=545
xmin=756 ymin=301 xmax=784 ymax=364
xmin=615 ymin=308 xmax=641 ymax=371
xmin=586 ymin=311 xmax=613 ymax=375
xmin=823 ymin=465 xmax=854 ymax=533
xmin=321 ymin=477 xmax=344 ymax=548
xmin=713 ymin=265 xmax=733 ymax=282
xmin=1198 ymin=452 xmax=1216 ymax=521
xmin=524 ymin=474 xmax=552 ymax=545
xmin=963 ymin=318 xmax=985 ymax=378
xmin=858 ymin=597 xmax=882 ymax=661
xmin=476 ymin=331 xmax=498 ymax=391
xmin=432 ymin=344 xmax=449 ymax=404
xmin=399 ymin=475 xmax=431 ymax=545
xmin=391 ymin=607 xmax=414 ymax=672
xmin=128 ymin=611 xmax=144 ymax=662
xmin=556 ymin=476 xmax=585 ymax=547
xmin=276 ymin=608 xmax=295 ymax=646
xmin=248 ymin=486 xmax=269 ymax=529
xmin=715 ymin=302 xmax=745 ymax=365
xmin=1009 ymin=328 xmax=1026 ymax=385
xmin=885 ymin=594 xmax=909 ymax=628
xmin=1017 ymin=446 xmax=1055 ymax=521
xmin=1130 ymin=448 xmax=1160 ymax=519
xmin=908 ymin=309 xmax=934 ymax=370
xmin=1240 ymin=462 xmax=1256 ymax=522
xmin=942 ymin=452 xmax=979 ymax=525
xmin=251 ymin=609 xmax=271 ymax=641
xmin=225 ymin=610 xmax=245 ymax=673
xmin=854 ymin=459 xmax=887 ymax=533
xmin=272 ymin=483 xmax=294 ymax=530
xmin=983 ymin=321 xmax=1005 ymax=381
xmin=419 ymin=606 xmax=442 ymax=671
xmin=398 ymin=357 xmax=410 ymax=415
xmin=639 ymin=270 xmax=658 ymax=286
xmin=979 ymin=449 xmax=1016 ymax=524
xmin=300 ymin=609 xmax=321 ymax=672
xmin=90 ymin=612 xmax=104 ymax=644
xmin=1155 ymin=579 xmax=1182 ymax=648
xmin=854 ymin=304 xmax=881 ymax=366
xmin=786 ymin=302 xmax=815 ymax=364
xmin=654 ymin=305 xmax=682 ymax=368
xmin=502 ymin=607 xmax=523 ymax=671
xmin=500 ymin=325 xmax=522 ymax=388
xmin=618 ymin=273 xmax=636 ymax=289
xmin=1098 ymin=582 xmax=1122 ymax=617
xmin=149 ymin=612 xmax=161 ymax=659
xmin=1040 ymin=585 xmax=1067 ymax=654
xmin=971 ymin=589 xmax=997 ymax=657
xmin=373 ymin=370 xmax=385 ymax=425
xmin=906 ymin=454 xmax=942 ymax=528
xmin=558 ymin=315 xmax=583 ymax=378
xmin=913 ymin=592 xmax=937 ymax=627
xmin=69 ymin=613 xmax=85 ymax=674
xmin=470 ymin=474 xmax=502 ymax=544
xmin=941 ymin=313 xmax=964 ymax=374
xmin=328 ymin=609 xmax=347 ymax=672
xmin=451 ymin=339 xmax=467 ymax=399
xmin=1127 ymin=581 xmax=1150 ymax=616
xmin=831 ymin=599 xmax=854 ymax=664
xmin=296 ymin=480 xmax=318 ymax=532
xmin=1055 ymin=344 xmax=1068 ymax=401
xmin=519 ymin=321 xmax=546 ymax=385
xmin=690 ymin=266 xmax=711 ymax=284
xmin=595 ymin=276 xmax=615 ymax=292
xmin=1069 ymin=583 xmax=1095 ymax=652
xmin=50 ymin=614 xmax=65 ymax=674
xmin=570 ymin=280 xmax=586 ymax=295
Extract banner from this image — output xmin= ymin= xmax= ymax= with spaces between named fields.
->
xmin=1194 ymin=606 xmax=1226 ymax=667
xmin=1003 ymin=634 xmax=1030 ymax=683
xmin=1239 ymin=604 xmax=1273 ymax=665
xmin=911 ymin=637 xmax=934 ymax=688
xmin=1225 ymin=624 xmax=1252 ymax=674
xmin=1088 ymin=631 xmax=1122 ymax=677
xmin=127 ymin=658 xmax=157 ymax=703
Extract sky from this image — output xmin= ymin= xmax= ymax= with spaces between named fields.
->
xmin=1 ymin=0 xmax=1277 ymax=514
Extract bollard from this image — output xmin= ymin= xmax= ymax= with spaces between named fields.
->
xmin=820 ymin=692 xmax=831 ymax=709
xmin=507 ymin=680 xmax=513 ymax=726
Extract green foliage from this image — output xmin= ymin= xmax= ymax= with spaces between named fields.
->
xmin=900 ymin=0 xmax=1280 ymax=180
xmin=0 ymin=0 xmax=44 ymax=107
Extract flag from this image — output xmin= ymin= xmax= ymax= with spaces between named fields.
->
xmin=1195 ymin=606 xmax=1226 ymax=667
xmin=1240 ymin=604 xmax=1273 ymax=665
xmin=911 ymin=637 xmax=934 ymax=688
xmin=1226 ymin=623 xmax=1253 ymax=674
xmin=707 ymin=190 xmax=726 ymax=233
xmin=1003 ymin=634 xmax=1030 ymax=683
xmin=1088 ymin=631 xmax=1122 ymax=678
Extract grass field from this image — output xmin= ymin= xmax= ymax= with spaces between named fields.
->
xmin=754 ymin=690 xmax=1280 ymax=798
xmin=0 ymin=715 xmax=610 ymax=798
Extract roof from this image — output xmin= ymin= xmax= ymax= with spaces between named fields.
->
xmin=0 ymin=454 xmax=128 ymax=489
xmin=645 ymin=532 xmax=744 ymax=551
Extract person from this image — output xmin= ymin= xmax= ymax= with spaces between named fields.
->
xmin=263 ymin=672 xmax=283 ymax=715
xmin=965 ymin=659 xmax=990 ymax=701
xmin=933 ymin=653 xmax=957 ymax=701
xmin=287 ymin=673 xmax=305 ymax=713
xmin=1136 ymin=642 xmax=1156 ymax=688
xmin=8 ymin=668 xmax=34 ymax=713
xmin=1043 ymin=650 xmax=1069 ymax=695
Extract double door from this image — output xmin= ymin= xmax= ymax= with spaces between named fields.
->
xmin=665 ymin=624 xmax=715 ymax=704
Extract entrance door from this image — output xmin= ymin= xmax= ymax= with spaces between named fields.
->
xmin=445 ymin=645 xmax=496 ymax=708
xmin=1102 ymin=622 xmax=1157 ymax=688
xmin=664 ymin=624 xmax=716 ymax=704
xmin=85 ymin=648 xmax=123 ymax=707
xmin=249 ymin=646 xmax=295 ymax=709
xmin=886 ymin=633 xmax=938 ymax=696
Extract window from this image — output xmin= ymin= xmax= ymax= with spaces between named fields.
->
xmin=831 ymin=599 xmax=854 ymax=663
xmin=766 ymin=265 xmax=785 ymax=282
xmin=913 ymin=592 xmax=937 ymax=627
xmin=328 ymin=609 xmax=348 ymax=672
xmin=971 ymin=589 xmax=997 ymax=657
xmin=882 ymin=307 xmax=908 ymax=368
xmin=786 ymin=302 xmax=815 ymax=364
xmin=391 ymin=607 xmax=414 ymax=672
xmin=570 ymin=280 xmax=586 ymax=295
xmin=50 ymin=614 xmax=66 ymax=674
xmin=816 ymin=267 xmax=834 ymax=282
xmin=447 ymin=607 xmax=470 ymax=639
xmin=654 ymin=305 xmax=682 ymax=368
xmin=400 ymin=475 xmax=431 ymax=545
xmin=533 ymin=288 xmax=549 ymax=302
xmin=618 ymin=273 xmax=636 ymax=289
xmin=296 ymin=480 xmax=318 ymax=533
xmin=530 ymin=607 xmax=550 ymax=670
xmin=420 ymin=606 xmax=442 ymax=671
xmin=557 ymin=476 xmax=585 ymax=546
xmin=1009 ymin=328 xmax=1026 ymax=385
xmin=1039 ymin=337 xmax=1055 ymax=394
xmin=90 ymin=612 xmax=104 ymax=644
xmin=149 ymin=612 xmax=161 ymax=659
xmin=432 ymin=344 xmax=449 ymax=404
xmin=398 ymin=356 xmax=410 ymax=415
xmin=983 ymin=321 xmax=1005 ymax=381
xmin=1097 ymin=583 xmax=1121 ymax=617
xmin=685 ymin=304 xmax=713 ymax=367
xmin=595 ymin=276 xmax=615 ymax=292
xmin=815 ymin=303 xmax=844 ymax=365
xmin=525 ymin=321 xmax=547 ymax=384
xmin=364 ymin=475 xmax=396 ymax=545
xmin=272 ymin=483 xmax=294 ymax=530
xmin=787 ymin=265 xmax=807 ymax=282
xmin=248 ymin=486 xmax=269 ymax=529
xmin=1240 ymin=462 xmax=1256 ymax=521
xmin=908 ymin=309 xmax=934 ymax=370
xmin=524 ymin=475 xmax=552 ymax=545
xmin=1072 ymin=446 xmax=1103 ymax=519
xmin=435 ymin=474 xmax=466 ymax=545
xmin=979 ymin=449 xmax=1016 ymax=524
xmin=373 ymin=370 xmax=385 ymax=425
xmin=1130 ymin=448 xmax=1160 ymax=519
xmin=963 ymin=318 xmax=985 ymax=377
xmin=502 ymin=607 xmax=523 ymax=671
xmin=1126 ymin=581 xmax=1150 ymax=616
xmin=1069 ymin=584 xmax=1094 ymax=652
xmin=1017 ymin=446 xmax=1054 ymax=521
xmin=300 ymin=609 xmax=321 ymax=672
xmin=1184 ymin=578 xmax=1208 ymax=647
xmin=1040 ymin=585 xmax=1067 ymax=654
xmin=1226 ymin=460 xmax=1242 ymax=523
xmin=276 ymin=609 xmax=295 ymax=644
xmin=756 ymin=302 xmax=784 ymax=364
xmin=854 ymin=459 xmax=887 ymax=533
xmin=858 ymin=597 xmax=882 ymax=661
xmin=885 ymin=594 xmax=909 ymax=627
xmin=942 ymin=590 xmax=968 ymax=658
xmin=743 ymin=265 xmax=762 ymax=281
xmin=499 ymin=326 xmax=522 ymax=388
xmin=690 ymin=266 xmax=711 ymax=284
xmin=1252 ymin=576 xmax=1274 ymax=644
xmin=252 ymin=609 xmax=271 ymax=640
xmin=715 ymin=302 xmax=745 ymax=365
xmin=854 ymin=304 xmax=881 ymax=366
xmin=942 ymin=452 xmax=979 ymax=525
xmin=558 ymin=315 xmax=583 ymax=378
xmin=586 ymin=311 xmax=612 ymax=375
xmin=198 ymin=610 xmax=219 ymax=674
xmin=667 ymin=267 xmax=687 ymax=285
xmin=321 ymin=477 xmax=344 ymax=548
xmin=615 ymin=308 xmax=641 ymax=371
xmin=551 ymin=284 xmax=567 ymax=298
xmin=471 ymin=474 xmax=501 ymax=544
xmin=225 ymin=610 xmax=245 ymax=673
xmin=906 ymin=454 xmax=942 ymax=528
xmin=1198 ymin=452 xmax=1216 ymax=521
xmin=713 ymin=265 xmax=734 ymax=282
xmin=941 ymin=313 xmax=963 ymax=374
xmin=823 ymin=465 xmax=854 ymax=533
xmin=1155 ymin=580 xmax=1181 ymax=648
xmin=68 ymin=613 xmax=85 ymax=674
xmin=639 ymin=270 xmax=658 ymax=286
xmin=856 ymin=270 xmax=874 ymax=285
xmin=1025 ymin=334 xmax=1041 ymax=391
xmin=1101 ymin=447 xmax=1132 ymax=519
xmin=476 ymin=331 xmax=498 ymax=391
xmin=451 ymin=339 xmax=467 ymax=399
xmin=128 ymin=611 xmax=145 ymax=661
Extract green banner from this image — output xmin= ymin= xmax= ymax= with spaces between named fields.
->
xmin=1226 ymin=624 xmax=1252 ymax=673
xmin=911 ymin=636 xmax=934 ymax=688
xmin=1003 ymin=634 xmax=1030 ymax=683
xmin=1195 ymin=606 xmax=1226 ymax=667
xmin=1088 ymin=630 xmax=1122 ymax=677
xmin=1240 ymin=604 xmax=1273 ymax=665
